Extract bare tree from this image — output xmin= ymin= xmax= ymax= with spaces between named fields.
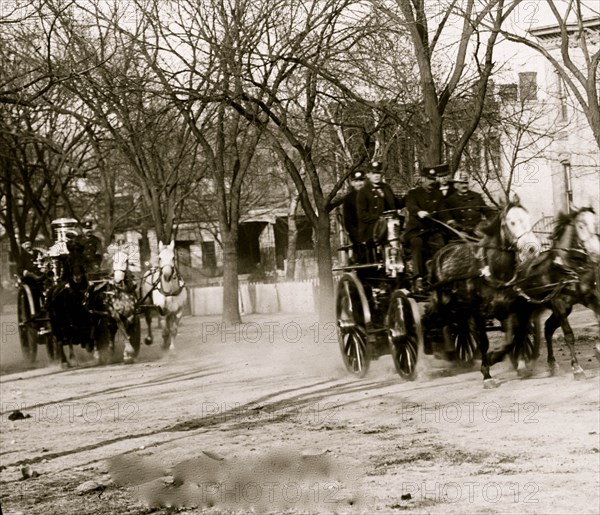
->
xmin=129 ymin=0 xmax=269 ymax=323
xmin=224 ymin=0 xmax=382 ymax=321
xmin=369 ymin=0 xmax=521 ymax=171
xmin=0 ymin=2 xmax=62 ymax=106
xmin=0 ymin=96 xmax=96 ymax=267
xmin=42 ymin=1 xmax=204 ymax=246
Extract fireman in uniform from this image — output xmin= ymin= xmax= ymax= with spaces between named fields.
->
xmin=437 ymin=166 xmax=455 ymax=198
xmin=342 ymin=170 xmax=366 ymax=245
xmin=403 ymin=164 xmax=447 ymax=291
xmin=80 ymin=220 xmax=104 ymax=275
xmin=339 ymin=169 xmax=367 ymax=263
xmin=441 ymin=172 xmax=497 ymax=236
xmin=357 ymin=161 xmax=405 ymax=257
xmin=19 ymin=241 xmax=46 ymax=310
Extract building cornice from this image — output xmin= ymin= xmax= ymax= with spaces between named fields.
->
xmin=529 ymin=17 xmax=600 ymax=41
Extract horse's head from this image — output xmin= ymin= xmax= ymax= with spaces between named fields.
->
xmin=112 ymin=249 xmax=129 ymax=284
xmin=554 ymin=207 xmax=600 ymax=263
xmin=65 ymin=239 xmax=88 ymax=289
xmin=481 ymin=197 xmax=540 ymax=263
xmin=158 ymin=240 xmax=177 ymax=281
xmin=503 ymin=197 xmax=541 ymax=262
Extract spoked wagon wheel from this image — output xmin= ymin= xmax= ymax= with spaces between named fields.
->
xmin=443 ymin=321 xmax=479 ymax=366
xmin=509 ymin=316 xmax=540 ymax=374
xmin=336 ymin=274 xmax=371 ymax=378
xmin=387 ymin=290 xmax=423 ymax=380
xmin=17 ymin=286 xmax=38 ymax=363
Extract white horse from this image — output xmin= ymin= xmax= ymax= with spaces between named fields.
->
xmin=139 ymin=241 xmax=188 ymax=353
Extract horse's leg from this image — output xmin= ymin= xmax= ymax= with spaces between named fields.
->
xmin=487 ymin=312 xmax=517 ymax=368
xmin=168 ymin=310 xmax=183 ymax=353
xmin=552 ymin=301 xmax=584 ymax=379
xmin=477 ymin=316 xmax=497 ymax=388
xmin=118 ymin=317 xmax=135 ymax=364
xmin=595 ymin=308 xmax=600 ymax=361
xmin=591 ymin=297 xmax=600 ymax=361
xmin=57 ymin=340 xmax=71 ymax=369
xmin=93 ymin=341 xmax=100 ymax=362
xmin=143 ymin=306 xmax=154 ymax=345
xmin=515 ymin=309 xmax=537 ymax=378
xmin=161 ymin=313 xmax=173 ymax=351
xmin=51 ymin=325 xmax=71 ymax=368
xmin=544 ymin=311 xmax=560 ymax=375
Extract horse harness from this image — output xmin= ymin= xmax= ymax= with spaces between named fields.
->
xmin=141 ymin=265 xmax=185 ymax=301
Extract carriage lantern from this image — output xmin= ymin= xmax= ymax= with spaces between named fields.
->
xmin=47 ymin=218 xmax=79 ymax=262
xmin=51 ymin=218 xmax=80 ymax=243
xmin=383 ymin=212 xmax=405 ymax=277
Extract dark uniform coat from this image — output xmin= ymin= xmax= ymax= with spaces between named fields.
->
xmin=79 ymin=233 xmax=103 ymax=272
xmin=357 ymin=182 xmax=405 ymax=242
xmin=19 ymin=248 xmax=43 ymax=276
xmin=441 ymin=190 xmax=496 ymax=232
xmin=342 ymin=189 xmax=360 ymax=244
xmin=403 ymin=186 xmax=444 ymax=241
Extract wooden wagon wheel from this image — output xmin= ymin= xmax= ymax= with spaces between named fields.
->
xmin=387 ymin=290 xmax=423 ymax=380
xmin=336 ymin=273 xmax=371 ymax=378
xmin=17 ymin=285 xmax=38 ymax=364
xmin=443 ymin=320 xmax=479 ymax=366
xmin=509 ymin=316 xmax=540 ymax=373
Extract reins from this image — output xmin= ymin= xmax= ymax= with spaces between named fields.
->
xmin=427 ymin=216 xmax=479 ymax=244
xmin=513 ymin=277 xmax=579 ymax=305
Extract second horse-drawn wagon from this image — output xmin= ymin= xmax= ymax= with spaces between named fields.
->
xmin=16 ymin=218 xmax=141 ymax=367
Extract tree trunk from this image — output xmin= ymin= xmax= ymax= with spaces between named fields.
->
xmin=424 ymin=100 xmax=444 ymax=165
xmin=221 ymin=228 xmax=241 ymax=324
xmin=314 ymin=214 xmax=335 ymax=324
xmin=585 ymin=104 xmax=600 ymax=152
xmin=286 ymin=196 xmax=299 ymax=280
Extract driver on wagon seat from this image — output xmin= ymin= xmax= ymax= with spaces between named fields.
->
xmin=441 ymin=172 xmax=497 ymax=237
xmin=80 ymin=220 xmax=104 ymax=275
xmin=403 ymin=164 xmax=447 ymax=292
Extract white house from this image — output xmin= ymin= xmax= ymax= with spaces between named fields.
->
xmin=489 ymin=18 xmax=600 ymax=227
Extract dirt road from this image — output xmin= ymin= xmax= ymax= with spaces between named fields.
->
xmin=1 ymin=309 xmax=599 ymax=514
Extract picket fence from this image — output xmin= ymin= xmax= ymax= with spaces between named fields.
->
xmin=188 ymin=279 xmax=320 ymax=316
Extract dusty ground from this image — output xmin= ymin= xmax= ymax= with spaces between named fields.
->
xmin=0 ymin=306 xmax=599 ymax=515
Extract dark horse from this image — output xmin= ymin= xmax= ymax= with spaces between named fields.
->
xmin=507 ymin=207 xmax=600 ymax=379
xmin=104 ymin=248 xmax=140 ymax=363
xmin=428 ymin=197 xmax=541 ymax=387
xmin=46 ymin=238 xmax=112 ymax=367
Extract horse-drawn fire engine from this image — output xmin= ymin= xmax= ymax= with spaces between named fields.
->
xmin=16 ymin=218 xmax=141 ymax=366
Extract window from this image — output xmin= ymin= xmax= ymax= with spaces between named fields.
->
xmin=498 ymin=83 xmax=518 ymax=103
xmin=488 ymin=134 xmax=501 ymax=170
xmin=296 ymin=218 xmax=314 ymax=251
xmin=201 ymin=241 xmax=217 ymax=270
xmin=519 ymin=72 xmax=538 ymax=102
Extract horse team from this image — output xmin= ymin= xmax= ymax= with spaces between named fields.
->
xmin=429 ymin=199 xmax=600 ymax=387
xmin=44 ymin=237 xmax=188 ymax=368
